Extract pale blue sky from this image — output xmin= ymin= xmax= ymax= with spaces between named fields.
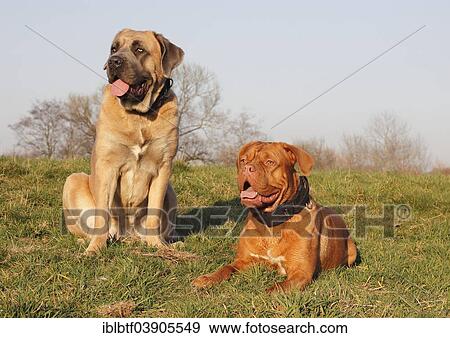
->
xmin=1 ymin=1 xmax=449 ymax=163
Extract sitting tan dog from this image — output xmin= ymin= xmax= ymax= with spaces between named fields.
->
xmin=193 ymin=141 xmax=357 ymax=292
xmin=63 ymin=29 xmax=183 ymax=254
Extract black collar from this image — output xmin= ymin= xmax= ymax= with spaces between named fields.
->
xmin=249 ymin=176 xmax=311 ymax=227
xmin=147 ymin=77 xmax=173 ymax=114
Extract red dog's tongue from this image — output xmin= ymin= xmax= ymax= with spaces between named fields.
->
xmin=240 ymin=186 xmax=258 ymax=199
xmin=240 ymin=187 xmax=265 ymax=208
xmin=110 ymin=79 xmax=130 ymax=97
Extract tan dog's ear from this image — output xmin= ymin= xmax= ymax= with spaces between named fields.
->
xmin=281 ymin=143 xmax=314 ymax=176
xmin=155 ymin=33 xmax=184 ymax=77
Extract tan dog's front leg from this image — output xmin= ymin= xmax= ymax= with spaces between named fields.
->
xmin=84 ymin=165 xmax=118 ymax=255
xmin=140 ymin=162 xmax=172 ymax=247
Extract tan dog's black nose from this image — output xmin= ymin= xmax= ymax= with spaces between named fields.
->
xmin=108 ymin=55 xmax=123 ymax=69
xmin=244 ymin=164 xmax=256 ymax=174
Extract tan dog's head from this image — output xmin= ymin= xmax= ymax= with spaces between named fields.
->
xmin=105 ymin=29 xmax=184 ymax=112
xmin=237 ymin=141 xmax=314 ymax=212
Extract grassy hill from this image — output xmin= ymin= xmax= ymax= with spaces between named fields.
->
xmin=0 ymin=157 xmax=448 ymax=317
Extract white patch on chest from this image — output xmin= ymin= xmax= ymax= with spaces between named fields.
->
xmin=120 ymin=143 xmax=154 ymax=207
xmin=129 ymin=144 xmax=149 ymax=160
xmin=250 ymin=249 xmax=286 ymax=275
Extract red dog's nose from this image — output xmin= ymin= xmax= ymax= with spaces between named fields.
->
xmin=244 ymin=164 xmax=256 ymax=174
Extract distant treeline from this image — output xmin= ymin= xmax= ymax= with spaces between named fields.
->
xmin=9 ymin=63 xmax=433 ymax=173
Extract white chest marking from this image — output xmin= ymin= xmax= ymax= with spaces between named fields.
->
xmin=250 ymin=249 xmax=286 ymax=275
xmin=130 ymin=144 xmax=149 ymax=160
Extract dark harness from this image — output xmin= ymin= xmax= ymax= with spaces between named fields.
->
xmin=249 ymin=176 xmax=311 ymax=227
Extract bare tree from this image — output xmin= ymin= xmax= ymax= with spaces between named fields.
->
xmin=293 ymin=138 xmax=337 ymax=170
xmin=9 ymin=100 xmax=65 ymax=158
xmin=365 ymin=113 xmax=429 ymax=172
xmin=431 ymin=161 xmax=450 ymax=175
xmin=172 ymin=63 xmax=223 ymax=162
xmin=172 ymin=63 xmax=267 ymax=164
xmin=216 ymin=112 xmax=267 ymax=165
xmin=10 ymin=89 xmax=101 ymax=159
xmin=340 ymin=113 xmax=430 ymax=172
xmin=176 ymin=133 xmax=211 ymax=163
xmin=340 ymin=134 xmax=371 ymax=170
xmin=60 ymin=90 xmax=101 ymax=158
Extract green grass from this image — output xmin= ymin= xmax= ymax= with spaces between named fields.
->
xmin=0 ymin=156 xmax=449 ymax=317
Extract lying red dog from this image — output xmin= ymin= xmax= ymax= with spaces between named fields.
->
xmin=193 ymin=141 xmax=357 ymax=292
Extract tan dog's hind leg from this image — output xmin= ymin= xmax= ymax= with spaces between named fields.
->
xmin=62 ymin=173 xmax=95 ymax=239
xmin=83 ymin=167 xmax=118 ymax=255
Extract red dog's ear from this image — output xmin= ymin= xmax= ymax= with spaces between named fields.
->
xmin=281 ymin=143 xmax=314 ymax=176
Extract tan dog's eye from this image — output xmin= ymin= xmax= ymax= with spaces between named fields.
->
xmin=136 ymin=48 xmax=144 ymax=53
xmin=265 ymin=159 xmax=276 ymax=166
xmin=111 ymin=47 xmax=117 ymax=54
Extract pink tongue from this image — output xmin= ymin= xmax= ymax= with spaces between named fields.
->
xmin=240 ymin=187 xmax=258 ymax=199
xmin=110 ymin=79 xmax=130 ymax=97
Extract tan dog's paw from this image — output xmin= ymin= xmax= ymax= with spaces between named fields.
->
xmin=142 ymin=236 xmax=166 ymax=248
xmin=83 ymin=236 xmax=107 ymax=256
xmin=170 ymin=241 xmax=185 ymax=249
xmin=83 ymin=249 xmax=98 ymax=257
xmin=192 ymin=274 xmax=216 ymax=289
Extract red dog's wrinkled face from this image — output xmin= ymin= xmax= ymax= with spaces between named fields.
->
xmin=237 ymin=141 xmax=314 ymax=212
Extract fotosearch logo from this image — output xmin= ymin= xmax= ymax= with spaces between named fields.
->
xmin=62 ymin=203 xmax=411 ymax=239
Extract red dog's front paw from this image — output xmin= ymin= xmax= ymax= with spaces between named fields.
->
xmin=192 ymin=274 xmax=216 ymax=289
xmin=266 ymin=283 xmax=284 ymax=294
